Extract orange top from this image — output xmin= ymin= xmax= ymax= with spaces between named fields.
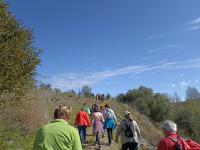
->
xmin=75 ymin=111 xmax=91 ymax=127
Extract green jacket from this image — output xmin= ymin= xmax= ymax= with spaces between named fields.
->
xmin=83 ymin=106 xmax=91 ymax=115
xmin=33 ymin=119 xmax=82 ymax=150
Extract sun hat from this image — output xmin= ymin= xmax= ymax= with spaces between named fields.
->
xmin=124 ymin=111 xmax=130 ymax=116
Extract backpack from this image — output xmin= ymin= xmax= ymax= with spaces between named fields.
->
xmin=169 ymin=136 xmax=200 ymax=150
xmin=106 ymin=109 xmax=114 ymax=119
xmin=123 ymin=121 xmax=134 ymax=138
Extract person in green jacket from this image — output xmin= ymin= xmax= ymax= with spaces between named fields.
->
xmin=33 ymin=105 xmax=82 ymax=150
xmin=83 ymin=102 xmax=91 ymax=115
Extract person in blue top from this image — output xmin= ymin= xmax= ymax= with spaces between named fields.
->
xmin=103 ymin=104 xmax=117 ymax=146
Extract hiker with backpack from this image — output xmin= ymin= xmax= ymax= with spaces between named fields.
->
xmin=115 ymin=111 xmax=141 ymax=150
xmin=103 ymin=104 xmax=117 ymax=146
xmin=157 ymin=120 xmax=200 ymax=150
xmin=157 ymin=120 xmax=178 ymax=150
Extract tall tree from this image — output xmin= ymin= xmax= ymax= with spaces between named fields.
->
xmin=81 ymin=85 xmax=91 ymax=98
xmin=186 ymin=87 xmax=200 ymax=100
xmin=0 ymin=2 xmax=40 ymax=101
xmin=171 ymin=92 xmax=181 ymax=103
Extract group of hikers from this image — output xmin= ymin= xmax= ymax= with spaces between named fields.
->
xmin=74 ymin=102 xmax=142 ymax=149
xmin=33 ymin=102 xmax=200 ymax=150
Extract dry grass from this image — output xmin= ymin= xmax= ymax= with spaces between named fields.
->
xmin=0 ymin=89 xmax=162 ymax=149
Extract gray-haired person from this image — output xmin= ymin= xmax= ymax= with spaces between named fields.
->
xmin=157 ymin=120 xmax=178 ymax=150
xmin=115 ymin=111 xmax=141 ymax=150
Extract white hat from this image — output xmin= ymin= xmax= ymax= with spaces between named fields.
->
xmin=124 ymin=111 xmax=130 ymax=116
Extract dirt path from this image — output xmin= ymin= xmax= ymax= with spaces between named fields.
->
xmin=82 ymin=128 xmax=156 ymax=150
xmin=82 ymin=128 xmax=119 ymax=150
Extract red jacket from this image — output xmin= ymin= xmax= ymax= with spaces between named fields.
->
xmin=75 ymin=111 xmax=91 ymax=127
xmin=157 ymin=133 xmax=178 ymax=150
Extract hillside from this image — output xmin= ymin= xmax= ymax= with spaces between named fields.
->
xmin=0 ymin=88 xmax=163 ymax=150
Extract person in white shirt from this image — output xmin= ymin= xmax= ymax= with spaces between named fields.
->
xmin=115 ymin=111 xmax=141 ymax=150
xmin=103 ymin=104 xmax=117 ymax=146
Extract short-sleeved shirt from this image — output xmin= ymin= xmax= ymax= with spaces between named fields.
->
xmin=33 ymin=119 xmax=82 ymax=150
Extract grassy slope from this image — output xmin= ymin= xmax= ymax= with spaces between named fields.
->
xmin=4 ymin=95 xmax=163 ymax=150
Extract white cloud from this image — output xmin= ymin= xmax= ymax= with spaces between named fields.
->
xmin=194 ymin=79 xmax=199 ymax=84
xmin=180 ymin=81 xmax=189 ymax=88
xmin=185 ymin=17 xmax=200 ymax=31
xmin=146 ymin=34 xmax=165 ymax=40
xmin=141 ymin=56 xmax=155 ymax=61
xmin=179 ymin=78 xmax=200 ymax=89
xmin=147 ymin=43 xmax=188 ymax=53
xmin=41 ymin=58 xmax=200 ymax=91
xmin=169 ymin=83 xmax=176 ymax=88
xmin=179 ymin=74 xmax=184 ymax=77
xmin=188 ymin=17 xmax=200 ymax=25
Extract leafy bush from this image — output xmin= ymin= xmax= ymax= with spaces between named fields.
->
xmin=0 ymin=1 xmax=40 ymax=101
xmin=173 ymin=100 xmax=200 ymax=143
xmin=117 ymin=86 xmax=172 ymax=122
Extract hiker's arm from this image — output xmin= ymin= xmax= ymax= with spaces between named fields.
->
xmin=135 ymin=121 xmax=141 ymax=139
xmin=33 ymin=131 xmax=39 ymax=150
xmin=115 ymin=122 xmax=122 ymax=143
xmin=74 ymin=113 xmax=78 ymax=126
xmin=72 ymin=129 xmax=82 ymax=150
xmin=86 ymin=113 xmax=91 ymax=127
xmin=90 ymin=113 xmax=94 ymax=123
xmin=33 ymin=128 xmax=43 ymax=150
xmin=111 ymin=109 xmax=117 ymax=123
xmin=87 ymin=107 xmax=91 ymax=115
xmin=157 ymin=140 xmax=167 ymax=150
xmin=101 ymin=113 xmax=104 ymax=122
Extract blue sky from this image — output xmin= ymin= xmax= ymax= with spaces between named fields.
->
xmin=7 ymin=0 xmax=200 ymax=99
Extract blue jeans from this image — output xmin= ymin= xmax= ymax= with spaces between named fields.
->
xmin=78 ymin=126 xmax=87 ymax=143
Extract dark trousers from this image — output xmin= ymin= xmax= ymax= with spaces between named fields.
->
xmin=78 ymin=125 xmax=87 ymax=143
xmin=107 ymin=128 xmax=113 ymax=144
xmin=122 ymin=142 xmax=138 ymax=150
xmin=95 ymin=132 xmax=101 ymax=147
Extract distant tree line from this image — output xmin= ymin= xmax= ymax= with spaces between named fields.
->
xmin=116 ymin=85 xmax=200 ymax=142
xmin=116 ymin=86 xmax=172 ymax=122
xmin=78 ymin=85 xmax=111 ymax=100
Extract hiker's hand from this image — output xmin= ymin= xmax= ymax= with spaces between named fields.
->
xmin=139 ymin=143 xmax=145 ymax=149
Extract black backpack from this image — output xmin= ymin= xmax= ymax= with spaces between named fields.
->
xmin=123 ymin=121 xmax=134 ymax=138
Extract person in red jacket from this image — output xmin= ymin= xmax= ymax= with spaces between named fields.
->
xmin=75 ymin=107 xmax=91 ymax=144
xmin=157 ymin=120 xmax=178 ymax=150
